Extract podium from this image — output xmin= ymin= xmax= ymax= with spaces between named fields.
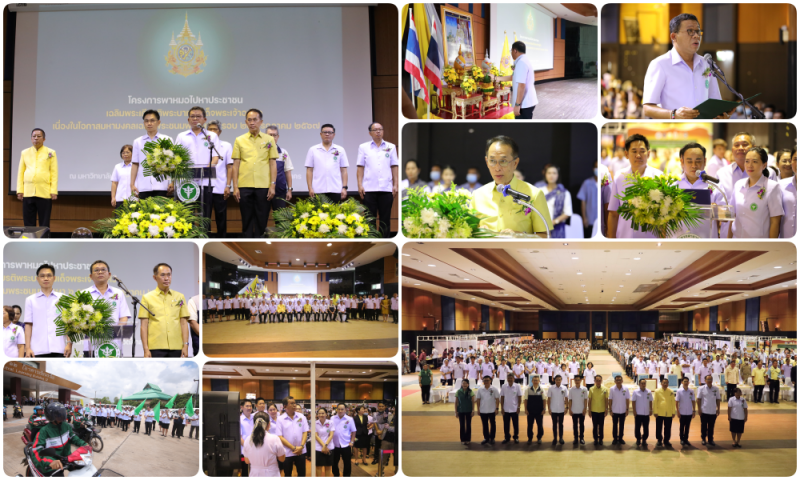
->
xmin=697 ymin=204 xmax=734 ymax=238
xmin=175 ymin=167 xmax=216 ymax=216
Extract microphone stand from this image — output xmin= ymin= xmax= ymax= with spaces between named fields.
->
xmin=115 ymin=278 xmax=154 ymax=358
xmin=197 ymin=126 xmax=222 ymax=222
xmin=709 ymin=63 xmax=765 ymax=119
xmin=510 ymin=197 xmax=551 ymax=238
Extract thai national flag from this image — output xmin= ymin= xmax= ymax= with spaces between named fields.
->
xmin=423 ymin=19 xmax=443 ymax=97
xmin=404 ymin=9 xmax=428 ymax=103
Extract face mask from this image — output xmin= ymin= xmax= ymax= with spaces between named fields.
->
xmin=745 ymin=108 xmax=752 ymax=116
xmin=430 ymin=171 xmax=441 ymax=181
xmin=764 ymin=111 xmax=774 ymax=119
xmin=736 ymin=105 xmax=744 ymax=114
xmin=593 ymin=168 xmax=598 ymax=176
xmin=466 ymin=173 xmax=478 ymax=183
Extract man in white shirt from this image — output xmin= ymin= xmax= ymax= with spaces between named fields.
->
xmin=130 ymin=109 xmax=172 ymax=199
xmin=696 ymin=358 xmax=712 ymax=385
xmin=202 ymin=121 xmax=234 ymax=238
xmin=672 ymin=143 xmax=726 ymax=238
xmin=500 ymin=373 xmax=522 ymax=444
xmin=274 ymin=396 xmax=309 ymax=477
xmin=390 ymin=293 xmax=398 ymax=324
xmin=239 ymin=399 xmax=255 ymax=476
xmin=705 ymin=139 xmax=728 ymax=178
xmin=547 ymin=374 xmax=568 ymax=445
xmin=24 ymin=264 xmax=69 ymax=358
xmin=697 ymin=374 xmax=721 ymax=446
xmin=329 ymin=403 xmax=356 ymax=477
xmin=717 ymin=132 xmax=754 ymax=238
xmin=568 ymin=377 xmax=589 ymax=445
xmin=144 ymin=406 xmax=155 ymax=435
xmin=305 ymin=124 xmax=349 ymax=202
xmin=475 ymin=375 xmax=501 ymax=445
xmin=82 ymin=260 xmax=131 ymax=356
xmin=175 ymin=106 xmax=220 ymax=221
xmin=496 ymin=360 xmax=511 ymax=388
xmin=608 ymin=375 xmax=631 ymax=445
xmin=631 ymin=379 xmax=653 ymax=447
xmin=496 ymin=41 xmax=538 ymax=119
xmin=357 ymin=123 xmax=398 ymax=238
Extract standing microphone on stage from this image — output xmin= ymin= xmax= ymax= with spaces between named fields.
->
xmin=496 ymin=184 xmax=531 ymax=201
xmin=703 ymin=53 xmax=723 ymax=78
xmin=695 ymin=170 xmax=719 ymax=185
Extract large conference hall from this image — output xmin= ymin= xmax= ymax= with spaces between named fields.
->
xmin=401 ymin=241 xmax=796 ymax=477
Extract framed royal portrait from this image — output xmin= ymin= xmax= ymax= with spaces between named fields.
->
xmin=441 ymin=5 xmax=475 ymax=67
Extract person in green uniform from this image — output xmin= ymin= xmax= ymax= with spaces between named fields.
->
xmin=31 ymin=402 xmax=87 ymax=475
xmin=455 ymin=379 xmax=474 ymax=445
xmin=419 ymin=363 xmax=433 ymax=404
xmin=27 ymin=405 xmax=47 ymax=441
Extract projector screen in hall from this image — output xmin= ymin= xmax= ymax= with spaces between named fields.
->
xmin=10 ymin=5 xmax=372 ymax=193
xmin=278 ymin=272 xmax=318 ymax=295
xmin=489 ymin=4 xmax=555 ymax=71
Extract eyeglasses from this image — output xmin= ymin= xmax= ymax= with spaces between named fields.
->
xmin=92 ymin=268 xmax=109 ymax=274
xmin=189 ymin=114 xmax=205 ymax=119
xmin=487 ymin=158 xmax=517 ymax=167
xmin=370 ymin=128 xmax=384 ymax=132
xmin=321 ymin=131 xmax=335 ymax=135
xmin=38 ymin=274 xmax=54 ymax=279
xmin=683 ymin=29 xmax=703 ymax=37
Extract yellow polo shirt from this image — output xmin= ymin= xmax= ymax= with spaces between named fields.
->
xmin=588 ymin=385 xmax=608 ymax=413
xmin=17 ymin=146 xmax=58 ymax=198
xmin=138 ymin=288 xmax=190 ymax=350
xmin=472 ymin=176 xmax=553 ymax=234
xmin=752 ymin=367 xmax=766 ymax=385
xmin=232 ymin=131 xmax=278 ymax=188
xmin=653 ymin=388 xmax=676 ymax=417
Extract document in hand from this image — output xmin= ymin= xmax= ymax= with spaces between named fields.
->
xmin=693 ymin=94 xmax=761 ymax=119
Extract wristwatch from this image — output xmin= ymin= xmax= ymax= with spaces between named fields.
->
xmin=342 ymin=186 xmax=348 ymax=190
xmin=288 ymin=187 xmax=293 ymax=191
xmin=515 ymin=103 xmax=521 ymax=107
xmin=271 ymin=181 xmax=276 ymax=185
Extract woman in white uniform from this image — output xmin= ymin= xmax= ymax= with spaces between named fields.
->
xmin=110 ymin=144 xmax=134 ymax=210
xmin=314 ymin=407 xmax=334 ymax=477
xmin=729 ymin=146 xmax=784 ymax=238
xmin=242 ymin=412 xmax=285 ymax=477
xmin=779 ymin=147 xmax=797 ymax=238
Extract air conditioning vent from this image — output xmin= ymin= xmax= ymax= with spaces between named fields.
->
xmin=634 ymin=284 xmax=658 ymax=293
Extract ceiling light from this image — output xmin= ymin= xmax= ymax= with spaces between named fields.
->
xmin=625 ymin=273 xmax=631 ymax=275
xmin=657 ymin=243 xmax=662 ymax=246
xmin=464 ymin=278 xmax=470 ymax=281
xmin=402 ymin=253 xmax=410 ymax=256
xmin=775 ymin=266 xmax=783 ymax=269
xmin=782 ymin=285 xmax=789 ymax=287
xmin=428 ymin=264 xmax=436 ymax=267
xmin=633 ymin=257 xmax=641 ymax=260
xmin=414 ymin=283 xmax=420 ymax=286
xmin=266 ymin=241 xmax=272 ymax=244
xmin=577 ymin=272 xmax=582 ymax=275
xmin=327 ymin=243 xmax=332 ymax=246
xmin=563 ymin=243 xmax=568 ymax=246
xmin=572 ymin=257 xmax=579 ymax=260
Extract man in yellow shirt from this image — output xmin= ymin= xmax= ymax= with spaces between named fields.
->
xmin=471 ymin=135 xmax=553 ymax=236
xmin=653 ymin=378 xmax=676 ymax=447
xmin=752 ymin=361 xmax=766 ymax=403
xmin=587 ymin=375 xmax=608 ymax=445
xmin=139 ymin=263 xmax=190 ymax=358
xmin=768 ymin=359 xmax=782 ymax=404
xmin=17 ymin=128 xmax=58 ymax=227
xmin=232 ymin=109 xmax=278 ymax=238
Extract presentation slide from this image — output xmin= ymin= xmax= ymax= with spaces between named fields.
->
xmin=278 ymin=272 xmax=318 ymax=295
xmin=3 ymin=242 xmax=199 ymax=357
xmin=490 ymin=4 xmax=555 ymax=71
xmin=11 ymin=5 xmax=372 ymax=193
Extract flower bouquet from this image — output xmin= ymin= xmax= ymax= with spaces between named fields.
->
xmin=460 ymin=76 xmax=478 ymax=96
xmin=55 ymin=291 xmax=115 ymax=357
xmin=402 ymin=185 xmax=496 ymax=238
xmin=93 ymin=196 xmax=209 ymax=239
xmin=470 ymin=65 xmax=484 ymax=79
xmin=273 ymin=194 xmax=379 ymax=238
xmin=443 ymin=66 xmax=459 ymax=86
xmin=614 ymin=173 xmax=702 ymax=238
xmin=141 ymin=137 xmax=194 ymax=182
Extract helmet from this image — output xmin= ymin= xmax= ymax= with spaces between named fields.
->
xmin=33 ymin=406 xmax=42 ymax=413
xmin=44 ymin=402 xmax=67 ymax=423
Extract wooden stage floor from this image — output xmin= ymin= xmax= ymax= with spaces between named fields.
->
xmin=202 ymin=318 xmax=398 ymax=358
xmin=434 ymin=77 xmax=598 ymax=120
xmin=401 ymin=350 xmax=797 ymax=477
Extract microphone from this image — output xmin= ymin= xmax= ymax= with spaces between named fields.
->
xmin=496 ymin=184 xmax=531 ymax=202
xmin=697 ymin=170 xmax=719 ymax=184
xmin=703 ymin=53 xmax=723 ymax=77
xmin=111 ymin=275 xmax=123 ymax=284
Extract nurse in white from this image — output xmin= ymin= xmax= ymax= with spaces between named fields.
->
xmin=779 ymin=147 xmax=797 ymax=238
xmin=110 ymin=145 xmax=133 ymax=209
xmin=670 ymin=142 xmax=725 ymax=238
xmin=728 ymin=147 xmax=784 ymax=238
xmin=314 ymin=407 xmax=334 ymax=478
xmin=607 ymin=134 xmax=664 ymax=238
xmin=642 ymin=13 xmax=725 ymax=119
xmin=242 ymin=412 xmax=285 ymax=477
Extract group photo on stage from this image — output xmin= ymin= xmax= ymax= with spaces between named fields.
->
xmin=401 ymin=3 xmax=598 ymax=120
xmin=3 ymin=360 xmax=200 ymax=477
xmin=202 ymin=361 xmax=398 ymax=478
xmin=400 ymin=241 xmax=797 ymax=477
xmin=3 ymin=242 xmax=200 ymax=358
xmin=601 ymin=4 xmax=797 ymax=120
xmin=600 ymin=122 xmax=796 ymax=239
xmin=202 ymin=242 xmax=398 ymax=358
xmin=4 ymin=4 xmax=399 ymax=239
xmin=401 ymin=122 xmax=599 ymax=238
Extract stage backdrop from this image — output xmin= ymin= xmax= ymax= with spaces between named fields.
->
xmin=490 ymin=4 xmax=555 ymax=70
xmin=277 ymin=272 xmax=318 ymax=295
xmin=3 ymin=242 xmax=199 ymax=357
xmin=10 ymin=4 xmax=372 ymax=193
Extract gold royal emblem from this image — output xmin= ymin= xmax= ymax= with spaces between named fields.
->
xmin=165 ymin=12 xmax=208 ymax=77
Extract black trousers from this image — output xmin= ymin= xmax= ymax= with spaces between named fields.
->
xmin=133 ymin=420 xmax=140 ymax=433
xmin=197 ymin=185 xmax=214 ymax=222
xmin=769 ymin=379 xmax=780 ymax=403
xmin=420 ymin=385 xmax=431 ymax=402
xmin=527 ymin=412 xmax=544 ymax=440
xmin=332 ymin=446 xmax=352 ymax=477
xmin=145 ymin=422 xmax=153 ymax=434
xmin=22 ymin=197 xmax=52 ymax=227
xmin=754 ymin=384 xmax=765 ymax=402
xmin=726 ymin=383 xmax=737 ymax=400
xmin=700 ymin=413 xmax=716 ymax=441
xmin=259 ymin=313 xmax=267 ymax=324
xmin=503 ymin=412 xmax=519 ymax=440
xmin=634 ymin=414 xmax=649 ymax=441
xmin=238 ymin=187 xmax=271 ymax=238
xmin=323 ymin=192 xmax=343 ymax=202
xmin=591 ymin=412 xmax=605 ymax=440
xmin=551 ymin=412 xmax=564 ymax=440
xmin=211 ymin=193 xmax=228 ymax=237
xmin=612 ymin=413 xmax=626 ymax=440
xmin=373 ymin=437 xmax=382 ymax=460
xmin=571 ymin=413 xmax=585 ymax=440
xmin=655 ymin=416 xmax=672 ymax=442
xmin=391 ymin=309 xmax=398 ymax=323
xmin=678 ymin=415 xmax=691 ymax=441
xmin=479 ymin=412 xmax=496 ymax=440
xmin=363 ymin=191 xmax=394 ymax=238
xmin=190 ymin=425 xmax=198 ymax=439
xmin=515 ymin=105 xmax=535 ymax=119
xmin=283 ymin=455 xmax=305 ymax=477
xmin=240 ymin=458 xmax=250 ymax=477
xmin=150 ymin=349 xmax=181 ymax=357
xmin=458 ymin=412 xmax=472 ymax=442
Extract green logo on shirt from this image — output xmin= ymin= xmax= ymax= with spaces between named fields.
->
xmin=750 ymin=203 xmax=758 ymax=211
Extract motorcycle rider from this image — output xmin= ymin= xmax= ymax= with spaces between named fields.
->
xmin=27 ymin=405 xmax=47 ymax=440
xmin=30 ymin=402 xmax=88 ymax=475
